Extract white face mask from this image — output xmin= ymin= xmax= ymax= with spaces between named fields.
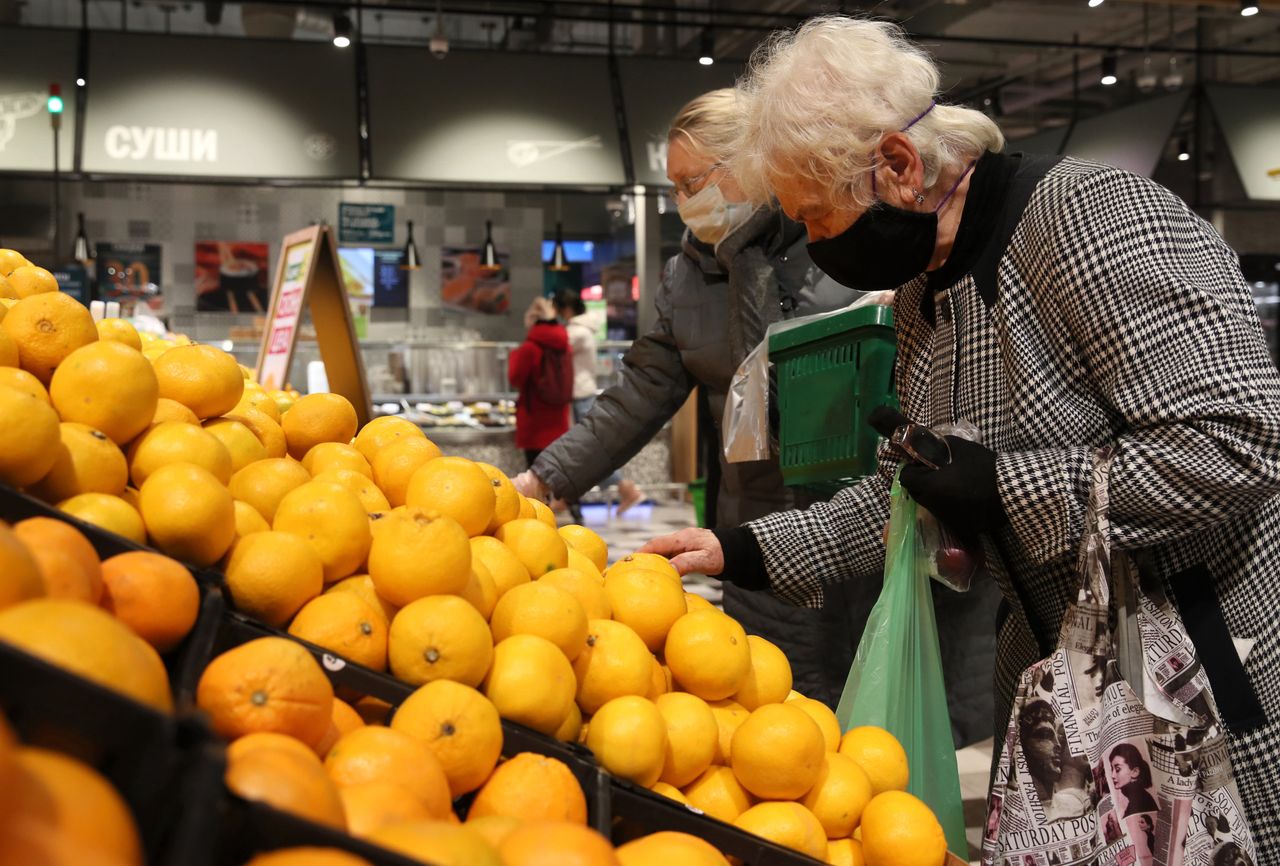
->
xmin=677 ymin=182 xmax=758 ymax=247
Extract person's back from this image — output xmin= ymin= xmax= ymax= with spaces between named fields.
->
xmin=509 ymin=297 xmax=571 ymax=459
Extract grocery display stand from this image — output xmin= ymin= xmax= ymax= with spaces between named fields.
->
xmin=0 ymin=484 xmax=829 ymax=866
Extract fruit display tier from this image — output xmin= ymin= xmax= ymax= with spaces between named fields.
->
xmin=0 ymin=483 xmax=833 ymax=866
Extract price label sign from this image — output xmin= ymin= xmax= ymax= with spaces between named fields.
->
xmin=258 ymin=238 xmax=313 ymax=391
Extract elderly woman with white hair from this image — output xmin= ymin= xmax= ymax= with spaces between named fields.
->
xmin=642 ymin=16 xmax=1280 ymax=847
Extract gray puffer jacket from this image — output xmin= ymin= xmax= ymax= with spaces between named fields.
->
xmin=532 ymin=208 xmax=860 ymax=706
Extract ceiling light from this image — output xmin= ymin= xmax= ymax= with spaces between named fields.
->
xmin=75 ymin=77 xmax=85 ymax=87
xmin=401 ymin=220 xmax=421 ymax=271
xmin=1088 ymin=0 xmax=1104 ymax=7
xmin=547 ymin=222 xmax=570 ymax=272
xmin=1100 ymin=53 xmax=1118 ymax=86
xmin=1177 ymin=137 xmax=1191 ymax=162
xmin=332 ymin=12 xmax=352 ymax=48
xmin=480 ymin=220 xmax=502 ymax=273
xmin=699 ymin=29 xmax=715 ymax=66
xmin=1241 ymin=1 xmax=1260 ymax=16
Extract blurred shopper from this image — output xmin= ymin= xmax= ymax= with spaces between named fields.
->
xmin=508 ymin=297 xmax=571 ymax=468
xmin=640 ymin=16 xmax=1280 ymax=846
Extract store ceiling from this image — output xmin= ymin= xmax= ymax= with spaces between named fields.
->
xmin=16 ymin=0 xmax=1280 ymax=141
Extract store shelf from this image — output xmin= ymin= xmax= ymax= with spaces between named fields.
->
xmin=372 ymin=393 xmax=517 ymax=404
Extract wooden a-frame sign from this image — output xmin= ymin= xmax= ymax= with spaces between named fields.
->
xmin=256 ymin=224 xmax=371 ymax=428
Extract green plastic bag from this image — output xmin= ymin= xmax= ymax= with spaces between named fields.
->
xmin=836 ymin=474 xmax=967 ymax=856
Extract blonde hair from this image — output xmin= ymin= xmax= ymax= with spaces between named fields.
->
xmin=668 ymin=88 xmax=742 ymax=165
xmin=524 ymin=296 xmax=555 ymax=330
xmin=731 ymin=16 xmax=1005 ymax=209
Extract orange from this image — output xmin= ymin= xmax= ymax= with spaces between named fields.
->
xmin=232 ymin=386 xmax=282 ymax=423
xmin=586 ymin=695 xmax=668 ymax=787
xmin=490 ymin=581 xmax=588 ymax=661
xmin=312 ymin=468 xmax=390 ymax=513
xmin=196 ymin=636 xmax=334 ymax=748
xmin=95 ymin=317 xmax=141 ymax=350
xmin=1 ymin=292 xmax=97 ymax=384
xmin=707 ymin=699 xmax=750 ymax=765
xmin=684 ymin=592 xmax=714 ymax=612
xmin=225 ymin=530 xmax=324 ymax=627
xmin=607 ymin=553 xmax=681 ymax=585
xmin=13 ymin=516 xmax=103 ymax=603
xmin=838 ymin=726 xmax=909 ymax=795
xmin=470 ymin=535 xmax=531 ymax=598
xmin=50 ymin=342 xmax=158 ymax=445
xmin=331 ymin=697 xmax=363 ymax=735
xmin=664 ymin=610 xmax=751 ymax=701
xmin=127 ymin=421 xmax=233 ymax=486
xmin=682 ymin=766 xmax=755 ymax=824
xmin=227 ymin=731 xmax=323 ymax=766
xmin=529 ymin=497 xmax=556 ymax=527
xmin=273 ymin=481 xmax=372 ymax=582
xmin=57 ymin=492 xmax=146 ymax=544
xmin=388 ymin=594 xmax=493 ymax=687
xmin=370 ymin=436 xmax=442 ymax=507
xmin=461 ymin=560 xmax=499 ymax=620
xmin=303 ymin=442 xmax=373 ymax=478
xmin=324 ymin=725 xmax=452 ymax=818
xmin=733 ymin=802 xmax=828 ymax=861
xmin=558 ymin=525 xmax=608 ymax=572
xmin=495 ymin=518 xmax=568 ymax=578
xmin=604 ymin=568 xmax=687 ymax=653
xmin=539 ymin=567 xmax=610 ymax=620
xmin=391 ymin=679 xmax=503 ymax=797
xmin=368 ymin=507 xmax=470 ymax=605
xmin=224 ymin=407 xmax=288 ymax=458
xmin=0 ymin=248 xmax=30 ymax=275
xmin=616 ymin=832 xmax=729 ymax=866
xmin=233 ymin=499 xmax=271 ymax=538
xmin=31 ymin=422 xmax=129 ymax=502
xmin=153 ymin=343 xmax=244 ymax=419
xmin=0 ymin=385 xmax=60 ymax=487
xmin=731 ymin=702 xmax=826 ymax=800
xmin=405 ymin=456 xmax=495 ymax=537
xmin=352 ymin=414 xmax=424 ymax=463
xmin=229 ymin=458 xmax=311 ymax=523
xmin=555 ymin=700 xmax=583 ymax=742
xmin=732 ymin=634 xmax=794 ymax=710
xmin=0 ymin=523 xmax=43 ymax=610
xmin=802 ymin=752 xmax=874 ymax=839
xmin=324 ymin=574 xmax=398 ymax=628
xmin=0 ymin=366 xmax=50 ymax=403
xmin=1 ymin=746 xmax=142 ymax=866
xmin=354 ymin=696 xmax=393 ymax=726
xmin=203 ymin=418 xmax=269 ymax=474
xmin=647 ymin=655 xmax=668 ymax=699
xmin=499 ymin=821 xmax=618 ymax=866
xmin=151 ymin=396 xmax=199 ymax=425
xmin=572 ymin=618 xmax=653 ymax=714
xmin=517 ymin=496 xmax=536 ymax=520
xmin=465 ymin=815 xmax=524 ymax=850
xmin=469 ymin=752 xmax=587 ymax=824
xmin=370 ymin=822 xmax=502 ymax=866
xmin=0 ymin=598 xmax=172 ymax=711
xmin=339 ymin=782 xmax=432 ymax=838
xmin=649 ymin=782 xmax=690 ymax=805
xmin=478 ymin=462 xmax=521 ymax=533
xmin=567 ymin=547 xmax=603 ymax=581
xmin=288 ymin=592 xmax=388 ymax=671
xmin=654 ymin=692 xmax=718 ymax=787
xmin=7 ymin=265 xmax=58 ymax=298
xmin=282 ymin=393 xmax=358 ymax=460
xmin=138 ymin=462 xmax=236 ymax=567
xmin=246 ymin=848 xmax=373 ymax=866
xmin=100 ymin=550 xmax=199 ymax=652
xmin=0 ymin=322 xmax=14 ymax=366
xmin=857 ymin=791 xmax=946 ymax=866
xmin=225 ymin=746 xmax=346 ymax=830
xmin=484 ymin=633 xmax=576 ymax=735
xmin=827 ymin=838 xmax=865 ymax=866
xmin=793 ymin=698 xmax=841 ymax=753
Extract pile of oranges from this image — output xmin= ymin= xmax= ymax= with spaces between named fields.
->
xmin=0 ymin=246 xmax=950 ymax=866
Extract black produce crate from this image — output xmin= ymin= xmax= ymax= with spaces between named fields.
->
xmin=217 ymin=796 xmax=430 ymax=866
xmin=607 ymin=778 xmax=828 ymax=866
xmin=0 ymin=641 xmax=223 ymax=866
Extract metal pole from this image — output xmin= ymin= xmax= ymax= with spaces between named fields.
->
xmin=53 ymin=118 xmax=62 ymax=264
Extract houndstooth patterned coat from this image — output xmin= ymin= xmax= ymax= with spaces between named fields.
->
xmin=745 ymin=157 xmax=1280 ymax=854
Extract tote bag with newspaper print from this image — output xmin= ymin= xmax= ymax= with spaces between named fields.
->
xmin=981 ymin=449 xmax=1256 ymax=866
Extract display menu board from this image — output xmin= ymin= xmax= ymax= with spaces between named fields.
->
xmin=367 ymin=48 xmax=625 ymax=185
xmin=616 ymin=57 xmax=740 ymax=187
xmin=1062 ymin=92 xmax=1189 ymax=178
xmin=82 ymin=33 xmax=358 ymax=178
xmin=1206 ymin=85 xmax=1280 ymax=202
xmin=0 ymin=27 xmax=77 ymax=172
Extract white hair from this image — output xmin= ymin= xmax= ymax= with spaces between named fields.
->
xmin=731 ymin=16 xmax=1005 ymax=209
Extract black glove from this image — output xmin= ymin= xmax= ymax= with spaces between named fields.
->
xmin=867 ymin=405 xmax=1007 ymax=538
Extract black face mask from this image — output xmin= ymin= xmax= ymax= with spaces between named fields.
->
xmin=806 ymin=203 xmax=937 ymax=292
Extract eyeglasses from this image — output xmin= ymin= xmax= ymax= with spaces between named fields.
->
xmin=671 ymin=164 xmax=722 ymax=201
xmin=889 ymin=422 xmax=952 ymax=470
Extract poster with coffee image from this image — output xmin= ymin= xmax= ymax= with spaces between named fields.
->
xmin=195 ymin=241 xmax=270 ymax=313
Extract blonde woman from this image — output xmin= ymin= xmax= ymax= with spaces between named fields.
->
xmin=642 ymin=17 xmax=1280 ymax=844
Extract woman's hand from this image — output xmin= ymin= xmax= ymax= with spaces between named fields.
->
xmin=637 ymin=529 xmax=725 ymax=577
xmin=512 ymin=471 xmax=549 ymax=499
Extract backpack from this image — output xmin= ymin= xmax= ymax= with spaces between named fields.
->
xmin=531 ymin=343 xmax=573 ymax=406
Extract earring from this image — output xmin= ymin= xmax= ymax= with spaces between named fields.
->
xmin=913 ymin=189 xmax=926 ymax=205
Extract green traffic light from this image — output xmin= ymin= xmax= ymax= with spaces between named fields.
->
xmin=47 ymin=95 xmax=64 ymax=114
